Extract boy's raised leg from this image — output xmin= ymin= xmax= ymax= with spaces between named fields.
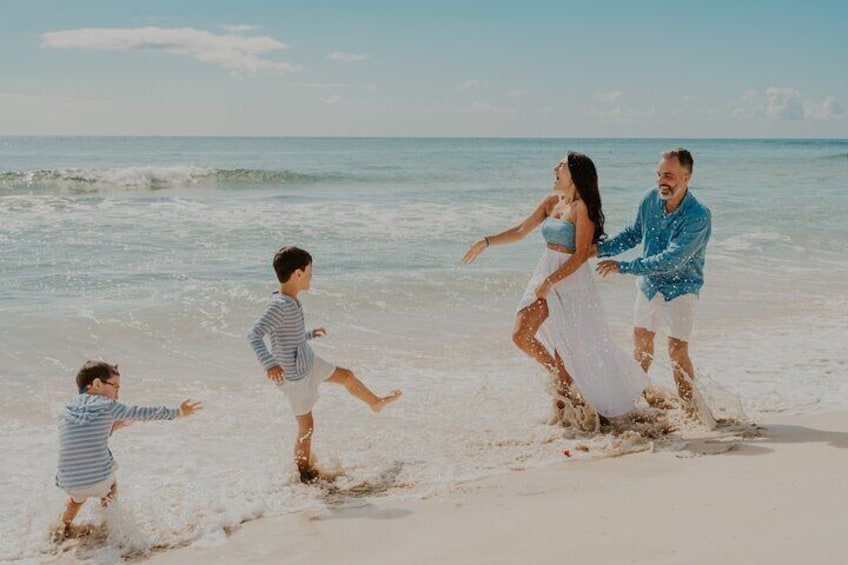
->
xmin=327 ymin=367 xmax=401 ymax=412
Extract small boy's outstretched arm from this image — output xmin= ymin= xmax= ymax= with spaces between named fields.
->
xmin=112 ymin=401 xmax=183 ymax=422
xmin=177 ymin=399 xmax=203 ymax=418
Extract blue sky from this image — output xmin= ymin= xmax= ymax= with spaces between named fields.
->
xmin=1 ymin=0 xmax=846 ymax=137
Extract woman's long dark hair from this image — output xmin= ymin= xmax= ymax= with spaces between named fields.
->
xmin=566 ymin=152 xmax=607 ymax=243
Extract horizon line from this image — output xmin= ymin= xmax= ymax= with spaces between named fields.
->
xmin=2 ymin=134 xmax=847 ymax=141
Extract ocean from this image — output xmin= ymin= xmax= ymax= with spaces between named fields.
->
xmin=1 ymin=136 xmax=846 ymax=561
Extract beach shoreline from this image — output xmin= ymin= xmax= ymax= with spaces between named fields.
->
xmin=140 ymin=409 xmax=847 ymax=565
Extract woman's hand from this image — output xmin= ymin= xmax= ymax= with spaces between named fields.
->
xmin=462 ymin=239 xmax=488 ymax=264
xmin=535 ymin=277 xmax=553 ymax=300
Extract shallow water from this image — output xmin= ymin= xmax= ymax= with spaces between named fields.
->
xmin=1 ymin=137 xmax=846 ymax=561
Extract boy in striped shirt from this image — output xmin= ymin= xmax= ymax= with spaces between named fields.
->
xmin=247 ymin=246 xmax=402 ymax=483
xmin=54 ymin=361 xmax=202 ymax=539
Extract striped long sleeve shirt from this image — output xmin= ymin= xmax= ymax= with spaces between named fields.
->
xmin=247 ymin=292 xmax=317 ymax=381
xmin=56 ymin=393 xmax=178 ymax=491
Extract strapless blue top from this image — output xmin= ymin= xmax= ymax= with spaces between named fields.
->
xmin=541 ymin=217 xmax=575 ymax=249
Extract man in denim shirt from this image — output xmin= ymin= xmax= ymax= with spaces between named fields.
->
xmin=595 ymin=148 xmax=711 ymax=416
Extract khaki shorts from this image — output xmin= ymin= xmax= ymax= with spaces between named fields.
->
xmin=279 ymin=355 xmax=337 ymax=416
xmin=634 ymin=292 xmax=698 ymax=342
xmin=66 ymin=464 xmax=117 ymax=503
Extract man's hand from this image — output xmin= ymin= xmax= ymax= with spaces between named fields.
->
xmin=266 ymin=365 xmax=285 ymax=382
xmin=596 ymin=260 xmax=620 ymax=277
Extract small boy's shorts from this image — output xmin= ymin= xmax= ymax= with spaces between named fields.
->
xmin=279 ymin=355 xmax=337 ymax=416
xmin=66 ymin=463 xmax=117 ymax=503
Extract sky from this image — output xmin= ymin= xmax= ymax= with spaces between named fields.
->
xmin=1 ymin=0 xmax=846 ymax=137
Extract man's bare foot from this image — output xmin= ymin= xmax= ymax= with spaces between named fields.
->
xmin=372 ymin=390 xmax=402 ymax=413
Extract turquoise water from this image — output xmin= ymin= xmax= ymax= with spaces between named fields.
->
xmin=1 ymin=137 xmax=846 ymax=560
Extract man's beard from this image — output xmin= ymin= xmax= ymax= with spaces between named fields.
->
xmin=658 ymin=183 xmax=677 ymax=201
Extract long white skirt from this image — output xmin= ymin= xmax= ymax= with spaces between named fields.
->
xmin=517 ymin=248 xmax=650 ymax=417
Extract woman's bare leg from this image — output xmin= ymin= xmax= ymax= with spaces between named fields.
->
xmin=513 ymin=299 xmax=574 ymax=392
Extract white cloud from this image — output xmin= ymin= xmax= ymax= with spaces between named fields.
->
xmin=804 ymin=95 xmax=843 ymax=120
xmin=471 ymin=102 xmax=495 ymax=112
xmin=508 ymin=89 xmax=527 ymax=98
xmin=222 ymin=24 xmax=258 ymax=32
xmin=765 ymin=87 xmax=806 ymax=120
xmin=588 ymin=106 xmax=656 ymax=121
xmin=595 ymin=90 xmax=623 ymax=103
xmin=459 ymin=79 xmax=487 ymax=91
xmin=293 ymin=83 xmax=349 ymax=89
xmin=41 ymin=27 xmax=301 ymax=73
xmin=735 ymin=88 xmax=843 ymax=121
xmin=326 ymin=51 xmax=368 ymax=63
xmin=324 ymin=94 xmax=341 ymax=104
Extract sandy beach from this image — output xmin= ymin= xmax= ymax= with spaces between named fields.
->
xmin=139 ymin=410 xmax=847 ymax=565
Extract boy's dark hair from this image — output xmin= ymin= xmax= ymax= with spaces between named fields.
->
xmin=273 ymin=246 xmax=313 ymax=283
xmin=661 ymin=147 xmax=694 ymax=174
xmin=76 ymin=360 xmax=120 ymax=393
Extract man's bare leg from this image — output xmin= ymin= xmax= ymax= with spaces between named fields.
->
xmin=634 ymin=326 xmax=669 ymax=408
xmin=668 ymin=337 xmax=694 ymax=402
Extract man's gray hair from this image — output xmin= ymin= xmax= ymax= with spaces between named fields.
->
xmin=661 ymin=148 xmax=693 ymax=174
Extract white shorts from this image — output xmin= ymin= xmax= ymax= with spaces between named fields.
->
xmin=66 ymin=464 xmax=117 ymax=503
xmin=634 ymin=292 xmax=698 ymax=342
xmin=279 ymin=355 xmax=337 ymax=416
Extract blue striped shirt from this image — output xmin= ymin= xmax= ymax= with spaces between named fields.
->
xmin=247 ymin=292 xmax=316 ymax=381
xmin=56 ymin=393 xmax=178 ymax=491
xmin=598 ymin=188 xmax=711 ymax=301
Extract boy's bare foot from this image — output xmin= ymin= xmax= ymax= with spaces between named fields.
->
xmin=50 ymin=522 xmax=71 ymax=544
xmin=51 ymin=521 xmax=94 ymax=543
xmin=372 ymin=390 xmax=402 ymax=413
xmin=299 ymin=467 xmax=321 ymax=484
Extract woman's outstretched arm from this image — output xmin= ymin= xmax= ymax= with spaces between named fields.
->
xmin=462 ymin=194 xmax=555 ymax=264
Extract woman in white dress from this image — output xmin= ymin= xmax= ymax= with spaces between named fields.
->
xmin=462 ymin=152 xmax=650 ymax=430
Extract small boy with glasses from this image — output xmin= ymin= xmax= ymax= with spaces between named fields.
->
xmin=53 ymin=360 xmax=202 ymax=539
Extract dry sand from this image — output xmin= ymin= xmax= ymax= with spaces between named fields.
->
xmin=145 ymin=410 xmax=848 ymax=565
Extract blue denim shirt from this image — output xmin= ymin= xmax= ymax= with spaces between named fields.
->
xmin=598 ymin=188 xmax=711 ymax=301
